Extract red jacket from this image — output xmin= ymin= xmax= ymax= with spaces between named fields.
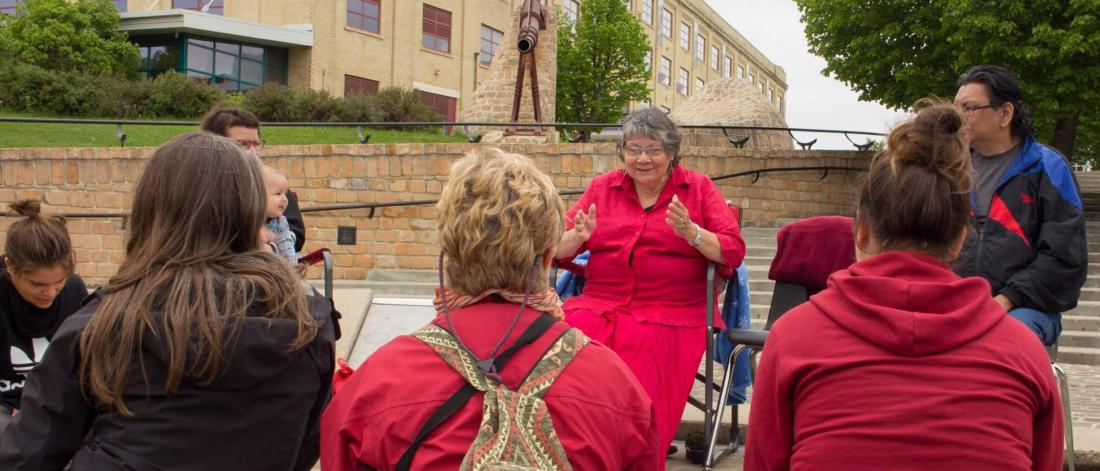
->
xmin=320 ymin=299 xmax=662 ymax=470
xmin=745 ymin=252 xmax=1062 ymax=471
xmin=560 ymin=166 xmax=745 ymax=327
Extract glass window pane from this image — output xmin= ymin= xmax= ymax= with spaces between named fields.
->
xmin=215 ymin=51 xmax=238 ymax=79
xmin=241 ymin=59 xmax=263 ymax=84
xmin=189 ymin=37 xmax=214 ymax=48
xmin=347 ymin=0 xmax=362 ymax=14
xmin=215 ymin=41 xmax=239 ymax=54
xmin=214 ymin=79 xmax=239 ymax=93
xmin=365 ymin=2 xmax=378 ymax=17
xmin=365 ymin=17 xmax=379 ymax=33
xmin=265 ymin=66 xmax=285 ymax=84
xmin=266 ymin=48 xmax=288 ymax=65
xmin=241 ymin=45 xmax=263 ymax=61
xmin=187 ymin=44 xmax=214 ymax=73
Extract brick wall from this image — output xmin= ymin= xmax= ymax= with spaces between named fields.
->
xmin=0 ymin=144 xmax=871 ymax=284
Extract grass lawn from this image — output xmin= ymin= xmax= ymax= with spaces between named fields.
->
xmin=0 ymin=112 xmax=468 ymax=148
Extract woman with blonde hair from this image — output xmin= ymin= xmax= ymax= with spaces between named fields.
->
xmin=0 ymin=133 xmax=338 ymax=470
xmin=321 ymin=148 xmax=660 ymax=470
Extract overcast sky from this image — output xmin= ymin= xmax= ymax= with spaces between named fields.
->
xmin=705 ymin=0 xmax=909 ymax=149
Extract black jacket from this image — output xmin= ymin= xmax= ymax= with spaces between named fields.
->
xmin=286 ymin=189 xmax=306 ymax=252
xmin=0 ymin=285 xmax=338 ymax=470
xmin=954 ymin=137 xmax=1088 ymax=314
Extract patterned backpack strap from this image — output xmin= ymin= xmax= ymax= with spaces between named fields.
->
xmin=411 ymin=323 xmax=496 ymax=392
xmin=461 ymin=328 xmax=590 ymax=471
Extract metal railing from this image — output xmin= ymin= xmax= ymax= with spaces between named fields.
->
xmin=0 ymin=165 xmax=867 ymax=220
xmin=0 ymin=117 xmax=885 ymax=149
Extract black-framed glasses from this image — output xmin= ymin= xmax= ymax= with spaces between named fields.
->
xmin=960 ymin=103 xmax=1002 ymax=114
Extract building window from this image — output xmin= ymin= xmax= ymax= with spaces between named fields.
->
xmin=679 ymin=22 xmax=690 ymax=50
xmin=748 ymin=72 xmax=755 ymax=83
xmin=659 ymin=56 xmax=671 ymax=86
xmin=677 ymin=67 xmax=689 ymax=95
xmin=113 ymin=0 xmax=127 ymax=12
xmin=419 ymin=90 xmax=456 ymax=122
xmin=422 ymin=4 xmax=452 ymax=54
xmin=181 ymin=35 xmax=288 ymax=93
xmin=723 ymin=55 xmax=731 ymax=78
xmin=778 ymin=96 xmax=784 ymax=113
xmin=641 ymin=0 xmax=652 ymax=25
xmin=345 ymin=75 xmax=379 ymax=96
xmin=136 ymin=38 xmax=179 ymax=78
xmin=659 ymin=9 xmax=672 ymax=39
xmin=768 ymin=87 xmax=774 ymax=101
xmin=694 ymin=34 xmax=704 ymax=62
xmin=564 ymin=0 xmax=579 ymax=21
xmin=173 ymin=0 xmax=223 ymax=15
xmin=737 ymin=65 xmax=744 ymax=78
xmin=696 ymin=77 xmax=705 ymax=93
xmin=0 ymin=0 xmax=23 ymax=15
xmin=480 ymin=25 xmax=503 ymax=66
xmin=710 ymin=46 xmax=719 ymax=70
xmin=759 ymin=82 xmax=765 ymax=93
xmin=347 ymin=0 xmax=381 ymax=34
xmin=644 ymin=50 xmax=652 ymax=73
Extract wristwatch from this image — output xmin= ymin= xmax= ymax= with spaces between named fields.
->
xmin=690 ymin=224 xmax=703 ymax=247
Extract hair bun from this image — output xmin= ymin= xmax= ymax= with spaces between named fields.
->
xmin=9 ymin=199 xmax=42 ymax=219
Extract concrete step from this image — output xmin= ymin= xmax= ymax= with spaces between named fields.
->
xmin=1077 ymin=291 xmax=1100 ymax=303
xmin=740 ymin=227 xmax=780 ymax=238
xmin=1061 ymin=330 xmax=1100 ymax=349
xmin=1057 ymin=346 xmax=1100 ymax=365
xmin=366 ymin=269 xmax=436 ymax=283
xmin=1064 ymin=315 xmax=1100 ymax=332
xmin=746 ymin=246 xmax=776 ymax=258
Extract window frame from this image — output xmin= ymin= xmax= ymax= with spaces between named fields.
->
xmin=659 ymin=56 xmax=671 ymax=86
xmin=347 ymin=0 xmax=382 ymax=34
xmin=422 ymin=4 xmax=452 ymax=54
xmin=659 ymin=8 xmax=672 ymax=39
xmin=479 ymin=24 xmax=503 ymax=66
xmin=677 ymin=67 xmax=689 ymax=96
xmin=694 ymin=34 xmax=705 ymax=62
xmin=679 ymin=21 xmax=690 ymax=50
xmin=641 ymin=0 xmax=653 ymax=25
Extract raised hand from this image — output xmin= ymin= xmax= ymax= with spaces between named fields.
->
xmin=573 ymin=203 xmax=597 ymax=241
xmin=666 ymin=195 xmax=697 ymax=241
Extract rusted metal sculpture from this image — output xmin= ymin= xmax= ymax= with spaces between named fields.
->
xmin=507 ymin=0 xmax=546 ymax=135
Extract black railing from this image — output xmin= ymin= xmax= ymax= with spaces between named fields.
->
xmin=1 ymin=165 xmax=866 ymax=220
xmin=0 ymin=117 xmax=885 ymax=149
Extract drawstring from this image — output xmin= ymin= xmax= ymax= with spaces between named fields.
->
xmin=438 ymin=252 xmax=539 ymax=384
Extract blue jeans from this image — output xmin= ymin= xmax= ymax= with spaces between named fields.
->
xmin=1007 ymin=307 xmax=1062 ymax=346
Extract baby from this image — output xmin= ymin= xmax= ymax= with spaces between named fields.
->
xmin=261 ymin=166 xmax=298 ymax=264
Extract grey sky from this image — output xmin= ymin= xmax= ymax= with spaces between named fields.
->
xmin=705 ymin=0 xmax=909 ymax=149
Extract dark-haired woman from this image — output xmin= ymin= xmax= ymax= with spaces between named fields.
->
xmin=745 ymin=102 xmax=1063 ymax=471
xmin=0 ymin=133 xmax=337 ymax=470
xmin=0 ymin=200 xmax=86 ymax=430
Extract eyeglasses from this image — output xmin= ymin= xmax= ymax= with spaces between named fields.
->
xmin=959 ymin=103 xmax=1001 ymax=114
xmin=234 ymin=139 xmax=264 ymax=151
xmin=624 ymin=146 xmax=666 ymax=157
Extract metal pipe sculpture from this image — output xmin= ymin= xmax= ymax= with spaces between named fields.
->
xmin=508 ymin=0 xmax=547 ymax=135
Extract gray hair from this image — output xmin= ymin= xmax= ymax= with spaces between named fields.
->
xmin=619 ymin=108 xmax=683 ymax=167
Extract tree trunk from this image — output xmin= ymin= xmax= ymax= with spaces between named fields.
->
xmin=1053 ymin=113 xmax=1079 ymax=161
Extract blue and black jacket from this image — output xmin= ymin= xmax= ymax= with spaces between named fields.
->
xmin=954 ymin=136 xmax=1088 ymax=315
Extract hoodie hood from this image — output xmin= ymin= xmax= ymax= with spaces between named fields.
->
xmin=141 ymin=288 xmax=330 ymax=391
xmin=812 ymin=251 xmax=1004 ymax=357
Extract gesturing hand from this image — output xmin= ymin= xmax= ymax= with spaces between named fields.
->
xmin=573 ymin=203 xmax=597 ymax=241
xmin=665 ymin=194 xmax=697 ymax=241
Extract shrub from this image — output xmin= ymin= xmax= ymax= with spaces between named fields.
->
xmin=337 ymin=93 xmax=381 ymax=122
xmin=373 ymin=87 xmax=442 ymax=124
xmin=242 ymin=83 xmax=300 ymax=121
xmin=143 ymin=71 xmax=225 ymax=118
xmin=291 ymin=89 xmax=341 ymax=122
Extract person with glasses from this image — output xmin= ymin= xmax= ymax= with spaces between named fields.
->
xmin=199 ymin=106 xmax=307 ymax=254
xmin=952 ymin=65 xmax=1086 ymax=346
xmin=554 ymin=107 xmax=745 ymax=459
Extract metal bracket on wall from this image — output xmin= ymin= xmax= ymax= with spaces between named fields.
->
xmin=116 ymin=124 xmax=127 ymax=148
xmin=750 ymin=172 xmax=761 ymax=184
xmin=844 ymin=133 xmax=875 ymax=151
xmin=356 ymin=126 xmax=371 ymax=144
xmin=819 ymin=168 xmax=829 ymax=180
xmin=367 ymin=207 xmax=376 ymax=219
xmin=721 ymin=128 xmax=750 ymax=149
xmin=788 ymin=130 xmax=816 ymax=150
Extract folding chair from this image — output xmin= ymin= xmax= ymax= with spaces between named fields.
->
xmin=299 ymin=248 xmax=335 ymax=300
xmin=696 ymin=216 xmax=856 ymax=470
xmin=1049 ymin=343 xmax=1076 ymax=471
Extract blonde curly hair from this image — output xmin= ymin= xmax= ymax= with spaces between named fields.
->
xmin=437 ymin=148 xmax=563 ymax=294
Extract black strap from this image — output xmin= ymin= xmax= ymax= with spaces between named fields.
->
xmin=395 ymin=314 xmax=558 ymax=471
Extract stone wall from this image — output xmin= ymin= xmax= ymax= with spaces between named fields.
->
xmin=0 ymin=144 xmax=870 ymax=284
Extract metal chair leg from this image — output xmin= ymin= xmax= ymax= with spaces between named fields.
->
xmin=703 ymin=345 xmax=751 ymax=469
xmin=1053 ymin=363 xmax=1075 ymax=471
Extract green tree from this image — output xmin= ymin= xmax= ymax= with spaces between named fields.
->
xmin=796 ymin=0 xmax=1100 ymax=161
xmin=0 ymin=0 xmax=140 ymax=77
xmin=556 ymin=0 xmax=651 ymax=141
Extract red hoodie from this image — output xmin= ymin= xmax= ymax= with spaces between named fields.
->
xmin=745 ymin=251 xmax=1062 ymax=471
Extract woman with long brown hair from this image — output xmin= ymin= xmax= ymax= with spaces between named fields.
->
xmin=0 ymin=133 xmax=337 ymax=470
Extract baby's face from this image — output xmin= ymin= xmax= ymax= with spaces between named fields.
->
xmin=262 ymin=168 xmax=290 ymax=219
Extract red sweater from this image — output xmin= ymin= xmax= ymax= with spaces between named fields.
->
xmin=320 ymin=300 xmax=662 ymax=470
xmin=745 ymin=252 xmax=1062 ymax=471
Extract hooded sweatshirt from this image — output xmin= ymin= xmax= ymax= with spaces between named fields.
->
xmin=0 ymin=284 xmax=337 ymax=471
xmin=745 ymin=251 xmax=1062 ymax=471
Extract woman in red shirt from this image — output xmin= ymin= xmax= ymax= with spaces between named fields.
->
xmin=321 ymin=148 xmax=661 ymax=470
xmin=744 ymin=102 xmax=1063 ymax=470
xmin=555 ymin=108 xmax=745 ymax=456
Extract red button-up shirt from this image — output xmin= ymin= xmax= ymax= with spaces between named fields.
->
xmin=559 ymin=166 xmax=745 ymax=327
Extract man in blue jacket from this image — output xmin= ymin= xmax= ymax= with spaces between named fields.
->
xmin=953 ymin=65 xmax=1087 ymax=346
